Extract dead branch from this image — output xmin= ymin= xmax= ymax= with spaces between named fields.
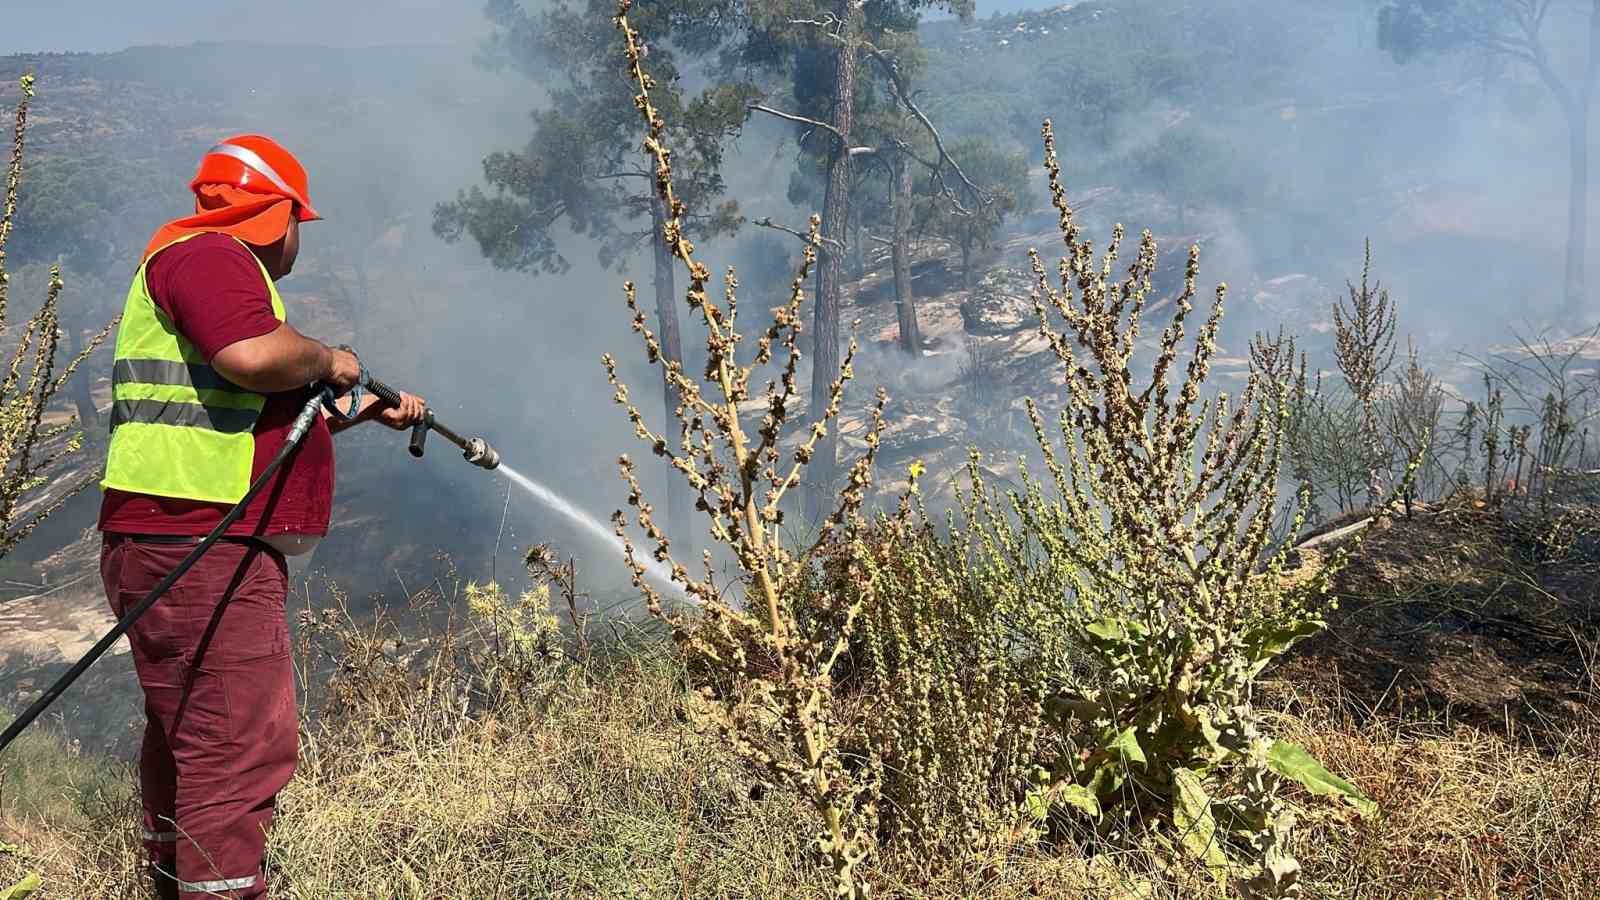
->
xmin=754 ymin=216 xmax=844 ymax=251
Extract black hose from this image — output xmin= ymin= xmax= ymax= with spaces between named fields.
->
xmin=0 ymin=390 xmax=327 ymax=755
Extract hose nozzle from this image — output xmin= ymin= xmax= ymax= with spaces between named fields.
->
xmin=362 ymin=375 xmax=499 ymax=473
xmin=463 ymin=437 xmax=500 ymax=470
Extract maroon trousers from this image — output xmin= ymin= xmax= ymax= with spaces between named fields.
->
xmin=101 ymin=536 xmax=297 ymax=900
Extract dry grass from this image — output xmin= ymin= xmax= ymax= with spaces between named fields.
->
xmin=3 ymin=632 xmax=1596 ymax=898
xmin=271 ymin=650 xmax=823 ymax=899
xmin=1281 ymin=693 xmax=1600 ymax=898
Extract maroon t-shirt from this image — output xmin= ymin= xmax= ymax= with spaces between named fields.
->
xmin=99 ymin=232 xmax=335 ymax=537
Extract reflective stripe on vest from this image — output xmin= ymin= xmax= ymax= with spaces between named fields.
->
xmin=110 ymin=398 xmax=259 ymax=433
xmin=100 ymin=233 xmax=288 ymax=505
xmin=111 ymin=358 xmax=255 ymax=395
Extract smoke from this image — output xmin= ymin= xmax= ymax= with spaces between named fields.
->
xmin=4 ymin=0 xmax=1598 ymax=604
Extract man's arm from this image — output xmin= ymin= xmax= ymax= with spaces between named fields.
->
xmin=210 ymin=323 xmax=361 ymax=394
xmin=211 ymin=323 xmax=425 ymax=432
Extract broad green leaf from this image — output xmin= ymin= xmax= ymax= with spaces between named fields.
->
xmin=1241 ymin=619 xmax=1323 ymax=677
xmin=1086 ymin=760 xmax=1126 ymax=797
xmin=1044 ymin=695 xmax=1104 ymax=723
xmin=1025 ymin=782 xmax=1101 ymax=822
xmin=1268 ymin=740 xmax=1377 ymax=818
xmin=0 ymin=872 xmax=41 ymax=900
xmin=1171 ymin=767 xmax=1228 ymax=877
xmin=1085 ymin=617 xmax=1145 ymax=643
xmin=1058 ymin=783 xmax=1102 ymax=818
xmin=1108 ymin=726 xmax=1147 ymax=767
xmin=1025 ymin=788 xmax=1050 ymax=822
xmin=1196 ymin=708 xmax=1225 ymax=756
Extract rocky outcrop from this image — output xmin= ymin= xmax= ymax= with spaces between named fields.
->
xmin=959 ymin=267 xmax=1040 ymax=336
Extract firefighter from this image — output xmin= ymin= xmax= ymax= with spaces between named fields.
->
xmin=98 ymin=134 xmax=424 ymax=899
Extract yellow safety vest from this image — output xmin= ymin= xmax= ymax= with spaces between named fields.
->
xmin=100 ymin=233 xmax=287 ymax=504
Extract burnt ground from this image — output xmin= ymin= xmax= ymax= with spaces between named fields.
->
xmin=1275 ymin=498 xmax=1600 ymax=742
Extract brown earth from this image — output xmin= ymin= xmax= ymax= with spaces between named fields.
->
xmin=1277 ymin=496 xmax=1600 ymax=741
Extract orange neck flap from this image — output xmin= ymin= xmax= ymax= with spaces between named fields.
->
xmin=141 ymin=184 xmax=294 ymax=263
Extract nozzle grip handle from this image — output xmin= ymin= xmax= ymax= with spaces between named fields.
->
xmin=364 ymin=376 xmax=404 ymax=407
xmin=409 ymin=415 xmax=430 ymax=458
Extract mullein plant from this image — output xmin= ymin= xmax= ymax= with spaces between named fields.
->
xmin=0 ymin=75 xmax=113 ymax=562
xmin=1015 ymin=120 xmax=1383 ymax=897
xmin=608 ymin=3 xmax=886 ymax=895
xmin=844 ymin=458 xmax=1077 ymax=861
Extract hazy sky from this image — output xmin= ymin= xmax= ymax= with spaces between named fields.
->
xmin=5 ymin=0 xmax=1041 ymax=55
xmin=3 ymin=0 xmax=489 ymax=54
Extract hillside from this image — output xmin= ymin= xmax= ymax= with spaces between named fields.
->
xmin=0 ymin=0 xmax=1595 ymax=741
xmin=3 ymin=2 xmax=1600 ymax=896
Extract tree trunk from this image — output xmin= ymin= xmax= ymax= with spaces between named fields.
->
xmin=1567 ymin=0 xmax=1600 ymax=315
xmin=66 ymin=324 xmax=99 ymax=434
xmin=891 ymin=151 xmax=920 ymax=354
xmin=961 ymin=240 xmax=973 ymax=292
xmin=1565 ymin=105 xmax=1588 ymax=314
xmin=807 ymin=0 xmax=858 ymax=520
xmin=651 ymin=198 xmax=692 ymax=547
xmin=850 ymin=205 xmax=866 ymax=278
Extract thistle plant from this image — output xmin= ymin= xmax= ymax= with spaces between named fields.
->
xmin=464 ymin=580 xmax=563 ymax=699
xmin=1015 ymin=120 xmax=1376 ymax=896
xmin=1453 ymin=399 xmax=1480 ymax=494
xmin=607 ymin=3 xmax=885 ymax=894
xmin=1481 ymin=374 xmax=1506 ymax=504
xmin=0 ymin=75 xmax=114 ymax=561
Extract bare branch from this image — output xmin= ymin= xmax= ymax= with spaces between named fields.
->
xmin=860 ymin=42 xmax=988 ymax=216
xmin=749 ymin=103 xmax=847 ymax=144
xmin=754 ymin=216 xmax=844 ymax=251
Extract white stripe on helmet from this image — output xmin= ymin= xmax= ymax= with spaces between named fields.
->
xmin=204 ymin=142 xmax=306 ymax=206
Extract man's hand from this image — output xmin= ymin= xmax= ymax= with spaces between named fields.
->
xmin=374 ymin=392 xmax=426 ymax=430
xmin=327 ymin=347 xmax=362 ymax=392
xmin=323 ymin=390 xmax=426 ymax=434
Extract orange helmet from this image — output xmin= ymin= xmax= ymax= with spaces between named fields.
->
xmin=190 ymin=134 xmax=321 ymax=222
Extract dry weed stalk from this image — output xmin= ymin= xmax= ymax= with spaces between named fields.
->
xmin=607 ymin=2 xmax=885 ymax=894
xmin=1387 ymin=340 xmax=1445 ymax=516
xmin=1331 ymin=240 xmax=1397 ymax=512
xmin=0 ymin=75 xmax=114 ymax=560
xmin=525 ymin=544 xmax=590 ymax=662
xmin=1250 ymin=328 xmax=1323 ymax=531
xmin=0 ymin=72 xmax=119 ymax=900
